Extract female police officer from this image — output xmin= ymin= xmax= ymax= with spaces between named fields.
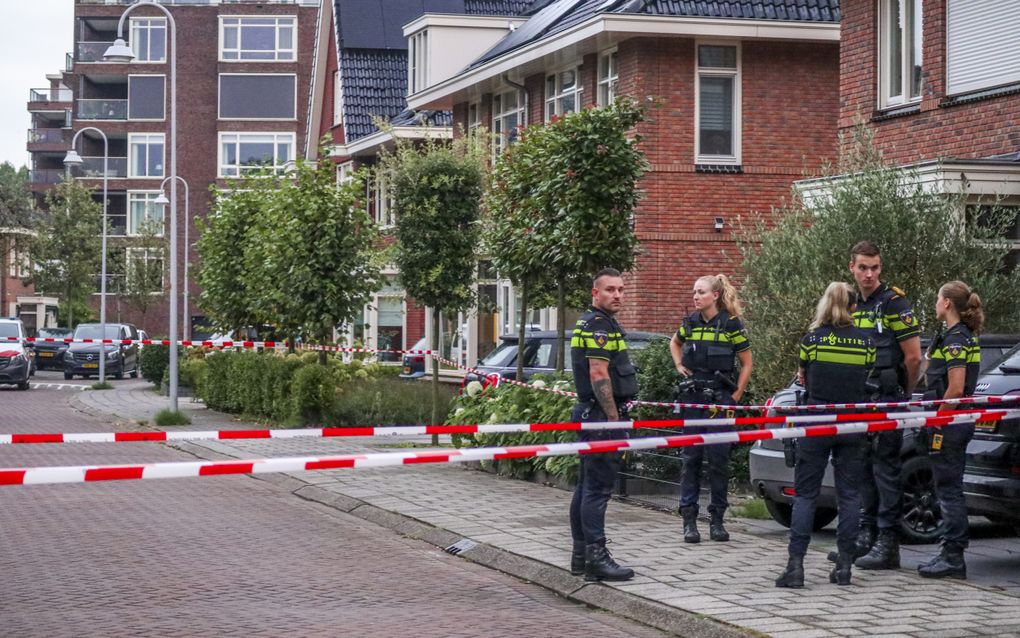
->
xmin=917 ymin=281 xmax=983 ymax=580
xmin=776 ymin=282 xmax=875 ymax=588
xmin=669 ymin=274 xmax=752 ymax=543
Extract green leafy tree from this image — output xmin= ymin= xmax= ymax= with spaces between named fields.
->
xmin=486 ymin=98 xmax=646 ymax=371
xmin=738 ymin=127 xmax=1020 ymax=398
xmin=27 ymin=179 xmax=102 ymax=327
xmin=0 ymin=162 xmax=36 ymax=314
xmin=382 ymin=130 xmax=487 ymax=428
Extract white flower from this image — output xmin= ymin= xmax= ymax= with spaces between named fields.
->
xmin=465 ymin=381 xmax=484 ymax=397
xmin=530 ymin=379 xmax=547 ymax=388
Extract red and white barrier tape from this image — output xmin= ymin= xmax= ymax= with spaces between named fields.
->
xmin=6 ymin=336 xmax=432 ymax=355
xmin=628 ymin=393 xmax=1020 ymax=413
xmin=0 ymin=411 xmax=1003 ymax=487
xmin=431 ymin=353 xmax=580 ymax=398
xmin=1 ymin=409 xmax=1007 ymax=446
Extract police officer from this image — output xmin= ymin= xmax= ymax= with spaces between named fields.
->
xmin=917 ymin=281 xmax=982 ymax=579
xmin=776 ymin=282 xmax=875 ymax=588
xmin=568 ymin=267 xmax=638 ymax=582
xmin=847 ymin=241 xmax=922 ymax=571
xmin=669 ymin=274 xmax=752 ymax=544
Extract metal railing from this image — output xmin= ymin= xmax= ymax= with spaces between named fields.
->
xmin=77 ymin=41 xmax=117 ymax=63
xmin=77 ymin=99 xmax=128 ymax=120
xmin=27 ymin=129 xmax=69 ymax=145
xmin=29 ymin=88 xmax=73 ymax=102
xmin=65 ymin=52 xmax=74 ymax=72
xmin=28 ymin=169 xmax=63 ymax=185
xmin=72 ymin=157 xmax=129 ymax=179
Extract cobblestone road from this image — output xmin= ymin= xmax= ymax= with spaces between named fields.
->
xmin=0 ymin=380 xmax=665 ymax=637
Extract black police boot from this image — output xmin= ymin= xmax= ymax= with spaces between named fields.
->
xmin=829 ymin=552 xmax=853 ymax=586
xmin=854 ymin=529 xmax=900 ymax=570
xmin=775 ymin=554 xmax=804 ymax=588
xmin=828 ymin=526 xmax=875 ymax=563
xmin=584 ymin=541 xmax=635 ymax=582
xmin=918 ymin=544 xmax=967 ymax=580
xmin=680 ymin=506 xmax=701 ymax=544
xmin=570 ymin=540 xmax=586 ymax=576
xmin=709 ymin=511 xmax=730 ymax=542
xmin=917 ymin=544 xmax=948 ymax=571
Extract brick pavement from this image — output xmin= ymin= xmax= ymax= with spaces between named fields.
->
xmin=0 ymin=382 xmax=668 ymax=637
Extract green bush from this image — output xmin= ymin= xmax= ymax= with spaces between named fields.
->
xmin=180 ymin=358 xmax=208 ymax=395
xmin=154 ymin=409 xmax=191 ymax=426
xmin=328 ymin=378 xmax=456 ymax=426
xmin=140 ymin=344 xmax=171 ymax=385
xmin=291 ymin=363 xmax=335 ymax=422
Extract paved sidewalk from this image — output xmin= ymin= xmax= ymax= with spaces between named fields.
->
xmin=73 ymin=386 xmax=1020 ymax=638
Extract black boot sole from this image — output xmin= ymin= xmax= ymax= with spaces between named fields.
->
xmin=918 ymin=570 xmax=966 ymax=580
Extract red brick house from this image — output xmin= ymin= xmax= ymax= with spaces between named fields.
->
xmin=406 ymin=0 xmax=842 ymax=335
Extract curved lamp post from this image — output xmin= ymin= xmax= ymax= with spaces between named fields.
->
xmin=106 ymin=1 xmax=180 ymax=411
xmin=154 ymin=176 xmax=189 ymax=340
xmin=64 ymin=127 xmax=109 ymax=384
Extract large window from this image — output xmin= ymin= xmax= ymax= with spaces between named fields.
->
xmin=545 ymin=67 xmax=581 ymax=121
xmin=598 ymin=49 xmax=618 ymax=106
xmin=129 ymin=133 xmax=164 ymax=179
xmin=373 ymin=169 xmax=395 ymax=227
xmin=128 ymin=75 xmax=165 ymax=120
xmin=492 ymin=89 xmax=524 ymax=156
xmin=131 ymin=18 xmax=166 ymax=63
xmin=220 ymin=16 xmax=296 ymax=62
xmin=946 ymin=0 xmax=1020 ymax=95
xmin=219 ymin=74 xmax=297 ymax=119
xmin=696 ymin=43 xmax=740 ymax=164
xmin=126 ymin=247 xmax=165 ymax=293
xmin=127 ymin=192 xmax=164 ymax=236
xmin=408 ymin=30 xmax=428 ymax=94
xmin=219 ymin=132 xmax=295 ymax=177
xmin=467 ymin=102 xmax=481 ymax=133
xmin=879 ymin=0 xmax=923 ymax=107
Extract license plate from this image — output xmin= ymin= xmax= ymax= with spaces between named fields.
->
xmin=975 ymin=419 xmax=998 ymax=432
xmin=39 ymin=352 xmax=54 ymax=358
xmin=402 ymin=367 xmax=411 ymax=374
xmin=83 ymin=363 xmax=99 ymax=369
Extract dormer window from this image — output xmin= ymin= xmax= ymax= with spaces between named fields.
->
xmin=408 ymin=30 xmax=429 ymax=94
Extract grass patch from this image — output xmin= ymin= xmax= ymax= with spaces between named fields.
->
xmin=731 ymin=497 xmax=771 ymax=520
xmin=90 ymin=381 xmax=114 ymax=390
xmin=154 ymin=409 xmax=192 ymax=427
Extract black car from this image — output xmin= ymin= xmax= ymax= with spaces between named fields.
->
xmin=32 ymin=327 xmax=73 ymax=370
xmin=462 ymin=330 xmax=668 ymax=388
xmin=63 ymin=323 xmax=140 ymax=380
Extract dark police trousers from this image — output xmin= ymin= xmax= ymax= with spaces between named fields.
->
xmin=789 ymin=433 xmax=867 ymax=556
xmin=859 ymin=391 xmax=904 ymax=532
xmin=678 ymin=392 xmax=734 ymax=515
xmin=569 ymin=403 xmax=625 ymax=545
xmin=932 ymin=422 xmax=976 ymax=548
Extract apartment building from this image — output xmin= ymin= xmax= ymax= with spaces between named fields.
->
xmin=27 ymin=0 xmax=326 ymax=335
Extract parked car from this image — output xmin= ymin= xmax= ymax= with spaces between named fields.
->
xmin=749 ymin=333 xmax=1020 ymax=542
xmin=63 ymin=323 xmax=140 ymax=380
xmin=462 ymin=330 xmax=668 ymax=387
xmin=399 ymin=337 xmax=429 ymax=379
xmin=0 ymin=317 xmax=33 ymax=390
xmin=32 ymin=327 xmax=73 ymax=370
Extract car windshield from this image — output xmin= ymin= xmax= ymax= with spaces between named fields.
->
xmin=479 ymin=342 xmax=518 ymax=367
xmin=993 ymin=343 xmax=1020 ymax=373
xmin=73 ymin=325 xmax=121 ymax=340
xmin=0 ymin=323 xmax=20 ymax=339
xmin=38 ymin=328 xmax=71 ymax=339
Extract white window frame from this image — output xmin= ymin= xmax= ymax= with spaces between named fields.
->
xmin=126 ymin=191 xmax=164 ymax=237
xmin=333 ymin=69 xmax=342 ymax=126
xmin=545 ymin=64 xmax=582 ymax=121
xmin=467 ymin=101 xmax=481 ymax=132
xmin=127 ymin=74 xmax=166 ymax=122
xmin=695 ymin=41 xmax=741 ymax=166
xmin=217 ymin=132 xmax=296 ymax=178
xmin=492 ymin=89 xmax=524 ymax=157
xmin=126 ymin=247 xmax=165 ymax=292
xmin=130 ymin=17 xmax=167 ymax=63
xmin=408 ymin=30 xmax=429 ymax=94
xmin=128 ymin=133 xmax=165 ymax=179
xmin=219 ymin=16 xmax=297 ymax=62
xmin=374 ymin=169 xmax=395 ymax=228
xmin=218 ymin=73 xmax=298 ymax=121
xmin=336 ymin=160 xmax=354 ymax=185
xmin=597 ymin=48 xmax=619 ymax=107
xmin=878 ymin=0 xmax=923 ymax=108
xmin=370 ymin=275 xmax=407 ymax=363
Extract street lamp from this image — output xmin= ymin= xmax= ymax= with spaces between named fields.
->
xmin=65 ymin=127 xmax=110 ymax=384
xmin=107 ymin=1 xmax=181 ymax=412
xmin=154 ymin=175 xmax=189 ymax=340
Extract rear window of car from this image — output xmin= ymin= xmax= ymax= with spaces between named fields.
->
xmin=990 ymin=343 xmax=1020 ymax=374
xmin=38 ymin=328 xmax=71 ymax=339
xmin=480 ymin=341 xmax=518 ymax=367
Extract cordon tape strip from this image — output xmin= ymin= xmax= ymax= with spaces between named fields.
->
xmin=3 ymin=336 xmax=431 ymax=355
xmin=0 ymin=411 xmax=1005 ymax=486
xmin=0 ymin=409 xmax=1007 ymax=446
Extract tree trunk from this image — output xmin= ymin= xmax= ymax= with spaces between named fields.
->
xmin=516 ymin=279 xmax=528 ymax=381
xmin=0 ymin=238 xmax=7 ymax=318
xmin=289 ymin=334 xmax=297 ymax=355
xmin=555 ymin=276 xmax=566 ymax=373
xmin=66 ymin=285 xmax=73 ymax=328
xmin=319 ymin=323 xmax=330 ymax=366
xmin=431 ymin=306 xmax=441 ymax=445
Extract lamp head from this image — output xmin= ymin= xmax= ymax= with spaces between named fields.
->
xmin=103 ymin=39 xmax=135 ymax=63
xmin=63 ymin=149 xmax=84 ymax=167
xmin=154 ymin=191 xmax=170 ymax=206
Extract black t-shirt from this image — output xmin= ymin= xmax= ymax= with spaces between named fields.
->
xmin=926 ymin=323 xmax=980 ymax=398
xmin=570 ymin=306 xmax=638 ymax=403
xmin=799 ymin=324 xmax=876 ymax=404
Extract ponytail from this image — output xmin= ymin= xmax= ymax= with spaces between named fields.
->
xmin=698 ymin=274 xmax=743 ymax=318
xmin=941 ymin=280 xmax=984 ymax=334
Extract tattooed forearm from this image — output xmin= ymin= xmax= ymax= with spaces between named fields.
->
xmin=593 ymin=378 xmax=619 ymax=421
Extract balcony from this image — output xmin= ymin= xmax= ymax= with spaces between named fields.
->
xmin=28 ymin=88 xmax=72 ymax=107
xmin=77 ymin=41 xmax=117 ymax=63
xmin=27 ymin=129 xmax=70 ymax=152
xmin=65 ymin=52 xmax=74 ymax=73
xmin=77 ymin=99 xmax=128 ymax=120
xmin=29 ymin=169 xmax=64 ymax=186
xmin=72 ymin=157 xmax=129 ymax=179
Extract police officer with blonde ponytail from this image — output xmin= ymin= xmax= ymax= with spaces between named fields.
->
xmin=669 ymin=274 xmax=752 ymax=544
xmin=917 ymin=281 xmax=983 ymax=580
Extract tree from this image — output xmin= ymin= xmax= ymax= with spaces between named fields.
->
xmin=485 ymin=98 xmax=646 ymax=371
xmin=737 ymin=127 xmax=1020 ymax=398
xmin=27 ymin=179 xmax=102 ymax=327
xmin=382 ymin=130 xmax=487 ymax=429
xmin=118 ymin=219 xmax=168 ymax=326
xmin=0 ymin=162 xmax=36 ymax=315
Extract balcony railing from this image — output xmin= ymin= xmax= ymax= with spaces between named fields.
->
xmin=29 ymin=88 xmax=72 ymax=103
xmin=65 ymin=52 xmax=74 ymax=72
xmin=73 ymin=157 xmax=129 ymax=179
xmin=77 ymin=41 xmax=117 ymax=63
xmin=77 ymin=99 xmax=128 ymax=120
xmin=27 ymin=129 xmax=69 ymax=145
xmin=29 ymin=169 xmax=64 ymax=185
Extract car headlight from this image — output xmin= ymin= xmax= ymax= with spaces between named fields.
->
xmin=64 ymin=351 xmax=75 ymax=361
xmin=107 ymin=350 xmax=119 ymax=360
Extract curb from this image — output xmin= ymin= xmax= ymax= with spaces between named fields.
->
xmin=174 ymin=440 xmax=759 ymax=638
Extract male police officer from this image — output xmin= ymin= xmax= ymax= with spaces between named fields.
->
xmin=568 ymin=268 xmax=638 ymax=582
xmin=847 ymin=241 xmax=922 ymax=570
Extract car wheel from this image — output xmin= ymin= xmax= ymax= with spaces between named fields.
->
xmin=63 ymin=372 xmax=74 ymax=380
xmin=900 ymin=455 xmax=944 ymax=544
xmin=762 ymin=496 xmax=837 ymax=530
xmin=130 ymin=366 xmax=139 ymax=379
xmin=17 ymin=379 xmax=30 ymax=391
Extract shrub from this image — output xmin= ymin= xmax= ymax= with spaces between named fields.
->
xmin=180 ymin=358 xmax=208 ymax=396
xmin=154 ymin=409 xmax=191 ymax=426
xmin=328 ymin=378 xmax=456 ymax=426
xmin=291 ymin=363 xmax=335 ymax=422
xmin=140 ymin=344 xmax=171 ymax=385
